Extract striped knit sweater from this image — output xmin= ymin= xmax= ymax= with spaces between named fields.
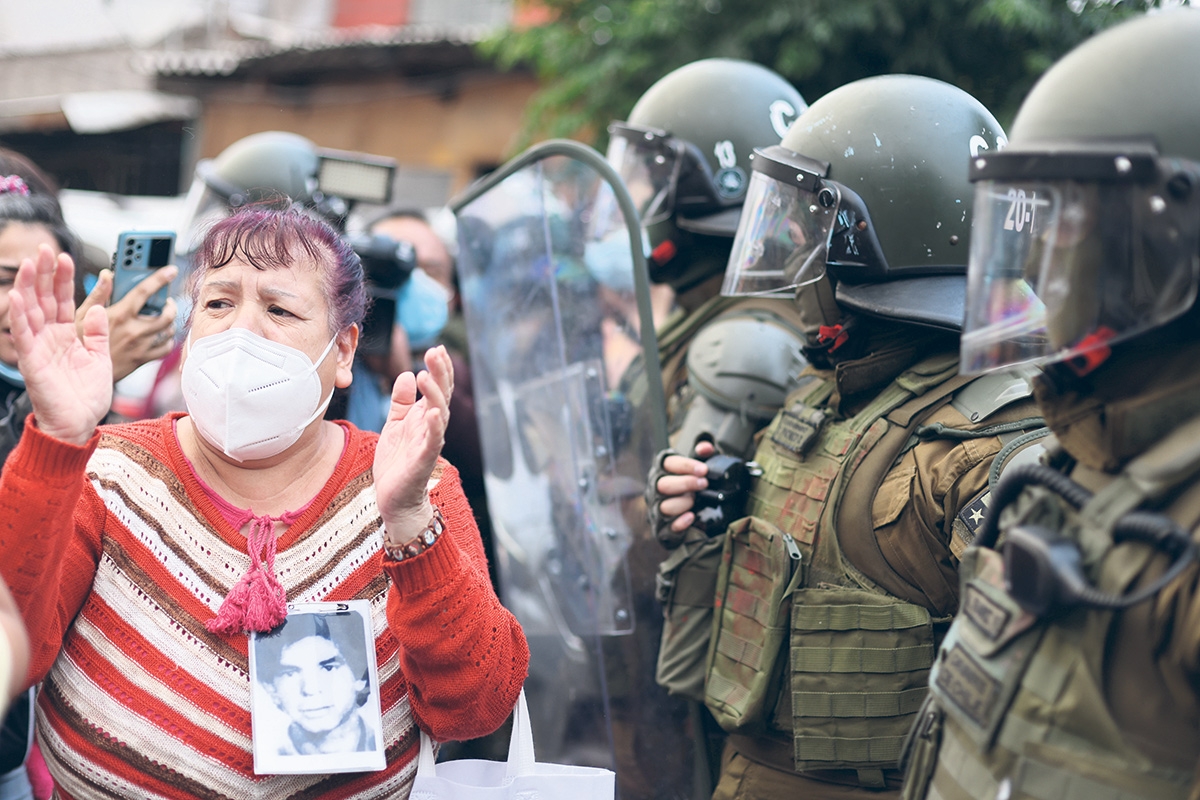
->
xmin=0 ymin=413 xmax=529 ymax=800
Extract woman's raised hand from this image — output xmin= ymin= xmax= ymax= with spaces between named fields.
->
xmin=10 ymin=244 xmax=112 ymax=445
xmin=373 ymin=344 xmax=454 ymax=543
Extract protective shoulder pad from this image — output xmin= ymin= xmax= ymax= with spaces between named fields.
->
xmin=686 ymin=308 xmax=807 ymax=420
xmin=950 ymin=365 xmax=1040 ymax=424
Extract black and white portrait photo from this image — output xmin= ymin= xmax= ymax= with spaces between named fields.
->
xmin=250 ymin=601 xmax=386 ymax=774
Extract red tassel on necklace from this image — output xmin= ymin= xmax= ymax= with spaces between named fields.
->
xmin=206 ymin=513 xmax=293 ymax=635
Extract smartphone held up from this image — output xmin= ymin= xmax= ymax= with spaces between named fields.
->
xmin=111 ymin=231 xmax=176 ymax=316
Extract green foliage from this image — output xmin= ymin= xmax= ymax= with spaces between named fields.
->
xmin=480 ymin=0 xmax=1167 ymax=153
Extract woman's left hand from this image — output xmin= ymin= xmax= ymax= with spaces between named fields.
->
xmin=374 ymin=345 xmax=454 ymax=543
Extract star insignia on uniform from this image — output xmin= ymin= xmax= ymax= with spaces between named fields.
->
xmin=958 ymin=491 xmax=992 ymax=536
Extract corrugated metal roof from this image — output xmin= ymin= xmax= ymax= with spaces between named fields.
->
xmin=141 ymin=23 xmax=497 ymax=77
xmin=135 ymin=47 xmax=262 ymax=77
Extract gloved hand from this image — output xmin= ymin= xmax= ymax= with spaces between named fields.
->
xmin=645 ymin=440 xmax=715 ymax=549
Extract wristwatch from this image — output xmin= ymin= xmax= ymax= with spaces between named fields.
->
xmin=382 ymin=507 xmax=445 ymax=561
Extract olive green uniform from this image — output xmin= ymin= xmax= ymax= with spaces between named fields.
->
xmin=615 ymin=287 xmax=808 ymax=798
xmin=704 ymin=328 xmax=1043 ymax=799
xmin=901 ymin=344 xmax=1200 ymax=800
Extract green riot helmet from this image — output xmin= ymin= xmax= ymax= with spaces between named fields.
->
xmin=179 ymin=131 xmax=319 ymax=253
xmin=723 ymin=75 xmax=1007 ymax=303
xmin=198 ymin=130 xmax=318 ymax=205
xmin=606 ymin=58 xmax=806 ymax=289
xmin=961 ymin=9 xmax=1200 ymax=376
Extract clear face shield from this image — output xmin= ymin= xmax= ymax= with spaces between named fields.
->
xmin=721 ymin=146 xmax=840 ymax=296
xmin=961 ymin=146 xmax=1200 ymax=374
xmin=178 ymin=171 xmax=234 ymax=257
xmin=604 ymin=123 xmax=686 ymax=228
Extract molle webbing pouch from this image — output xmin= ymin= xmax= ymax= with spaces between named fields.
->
xmin=1000 ymin=745 xmax=1193 ymax=800
xmin=705 ymin=516 xmax=803 ymax=734
xmin=905 ymin=422 xmax=1200 ymax=800
xmin=655 ymin=532 xmax=727 ymax=702
xmin=921 ymin=618 xmax=1185 ymax=800
xmin=902 ymin=544 xmax=1049 ymax=800
xmin=788 ymin=586 xmax=937 ymax=774
xmin=747 ymin=375 xmax=838 ymax=548
xmin=926 ymin=714 xmax=1192 ymax=800
xmin=898 ymin=693 xmax=943 ymax=800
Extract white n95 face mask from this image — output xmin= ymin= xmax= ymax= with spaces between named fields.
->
xmin=181 ymin=328 xmax=338 ymax=462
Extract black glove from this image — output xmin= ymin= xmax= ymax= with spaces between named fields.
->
xmin=646 ymin=445 xmax=757 ymax=548
xmin=646 ymin=447 xmax=691 ymax=550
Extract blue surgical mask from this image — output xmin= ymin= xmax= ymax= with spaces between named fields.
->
xmin=0 ymin=360 xmax=24 ymax=388
xmin=583 ymin=229 xmax=638 ymax=293
xmin=395 ymin=267 xmax=451 ymax=349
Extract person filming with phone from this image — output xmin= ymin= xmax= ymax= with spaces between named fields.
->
xmin=0 ymin=163 xmax=178 ymax=464
xmin=0 ymin=151 xmax=181 ymax=800
xmin=0 ymin=202 xmax=527 ymax=800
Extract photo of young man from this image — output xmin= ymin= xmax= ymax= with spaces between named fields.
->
xmin=251 ymin=604 xmax=385 ymax=773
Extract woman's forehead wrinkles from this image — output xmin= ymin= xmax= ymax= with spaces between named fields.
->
xmin=201 ymin=273 xmax=310 ymax=302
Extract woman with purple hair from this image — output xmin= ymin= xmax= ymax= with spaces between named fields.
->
xmin=0 ymin=204 xmax=528 ymax=799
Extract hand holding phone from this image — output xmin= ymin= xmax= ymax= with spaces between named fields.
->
xmin=111 ymin=231 xmax=176 ymax=316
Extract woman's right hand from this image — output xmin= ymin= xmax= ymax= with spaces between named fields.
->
xmin=10 ymin=244 xmax=112 ymax=445
xmin=654 ymin=439 xmax=715 ymax=533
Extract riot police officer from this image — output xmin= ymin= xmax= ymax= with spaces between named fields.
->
xmin=605 ymin=58 xmax=814 ymax=790
xmin=601 ymin=57 xmax=817 ymax=794
xmin=652 ymin=74 xmax=1046 ymax=799
xmin=900 ymin=10 xmax=1200 ymax=800
xmin=608 ymin=57 xmax=811 ymax=462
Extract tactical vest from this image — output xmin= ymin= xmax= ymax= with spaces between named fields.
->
xmin=652 ymin=295 xmax=808 ymax=702
xmin=900 ymin=417 xmax=1200 ymax=800
xmin=704 ymin=351 xmax=1042 ymax=786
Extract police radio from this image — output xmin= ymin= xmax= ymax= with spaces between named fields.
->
xmin=693 ymin=453 xmax=761 ymax=535
xmin=976 ymin=463 xmax=1198 ymax=617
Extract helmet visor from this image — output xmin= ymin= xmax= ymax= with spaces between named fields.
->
xmin=962 ymin=163 xmax=1200 ymax=374
xmin=178 ymin=173 xmax=233 ymax=256
xmin=605 ymin=124 xmax=683 ymax=227
xmin=721 ymin=157 xmax=839 ymax=296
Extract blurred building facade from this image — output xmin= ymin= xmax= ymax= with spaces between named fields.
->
xmin=0 ymin=0 xmax=537 ymax=207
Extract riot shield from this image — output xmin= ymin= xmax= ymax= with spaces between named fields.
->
xmin=452 ymin=141 xmax=697 ymax=799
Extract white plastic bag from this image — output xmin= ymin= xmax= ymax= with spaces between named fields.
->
xmin=409 ymin=689 xmax=615 ymax=800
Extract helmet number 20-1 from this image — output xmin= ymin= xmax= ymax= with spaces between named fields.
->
xmin=1003 ymin=188 xmax=1047 ymax=236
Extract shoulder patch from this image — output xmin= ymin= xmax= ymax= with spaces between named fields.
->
xmin=950 ymin=489 xmax=991 ymax=560
xmin=961 ymin=583 xmax=1009 ymax=642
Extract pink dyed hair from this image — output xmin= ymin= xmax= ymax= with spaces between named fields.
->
xmin=186 ymin=205 xmax=367 ymax=334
